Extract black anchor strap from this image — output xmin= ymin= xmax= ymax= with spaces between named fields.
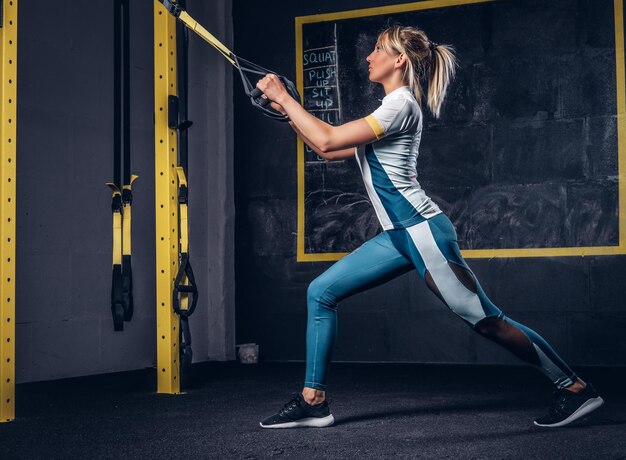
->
xmin=157 ymin=0 xmax=301 ymax=121
xmin=107 ymin=0 xmax=137 ymax=331
xmin=169 ymin=0 xmax=198 ymax=376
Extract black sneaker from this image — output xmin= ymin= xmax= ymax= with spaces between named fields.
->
xmin=534 ymin=381 xmax=604 ymax=427
xmin=259 ymin=391 xmax=335 ymax=428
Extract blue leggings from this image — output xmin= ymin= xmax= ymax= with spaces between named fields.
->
xmin=304 ymin=212 xmax=578 ymax=391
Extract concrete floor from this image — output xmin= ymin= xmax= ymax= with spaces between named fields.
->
xmin=1 ymin=361 xmax=624 ymax=459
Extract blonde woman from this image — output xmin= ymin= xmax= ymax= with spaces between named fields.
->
xmin=255 ymin=25 xmax=604 ymax=429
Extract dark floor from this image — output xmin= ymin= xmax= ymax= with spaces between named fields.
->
xmin=0 ymin=361 xmax=625 ymax=459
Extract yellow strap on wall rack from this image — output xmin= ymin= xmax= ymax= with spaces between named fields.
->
xmin=175 ymin=166 xmax=190 ymax=319
xmin=121 ymin=174 xmax=138 ymax=324
xmin=175 ymin=167 xmax=188 ymax=254
xmin=113 ymin=209 xmax=122 ymax=263
xmin=121 ymin=175 xmax=139 ymax=257
xmin=106 ymin=183 xmax=124 ymax=330
xmin=108 ymin=0 xmax=135 ymax=331
xmin=170 ymin=7 xmax=198 ymax=376
xmin=106 ymin=185 xmax=123 ymax=265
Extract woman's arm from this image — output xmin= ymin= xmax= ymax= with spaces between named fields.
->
xmin=257 ymin=75 xmax=378 ymax=152
xmin=279 ymin=95 xmax=378 ymax=152
xmin=270 ymin=100 xmax=355 ymax=161
xmin=287 ymin=121 xmax=355 ymax=162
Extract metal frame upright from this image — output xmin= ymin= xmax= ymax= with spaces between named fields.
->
xmin=0 ymin=0 xmax=17 ymax=422
xmin=154 ymin=1 xmax=181 ymax=393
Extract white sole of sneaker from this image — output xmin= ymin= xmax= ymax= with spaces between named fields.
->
xmin=259 ymin=414 xmax=335 ymax=429
xmin=533 ymin=396 xmax=604 ymax=428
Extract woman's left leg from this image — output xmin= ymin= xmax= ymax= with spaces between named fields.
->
xmin=388 ymin=212 xmax=579 ymax=390
xmin=390 ymin=212 xmax=605 ymax=427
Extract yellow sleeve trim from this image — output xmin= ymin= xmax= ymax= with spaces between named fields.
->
xmin=364 ymin=114 xmax=385 ymax=140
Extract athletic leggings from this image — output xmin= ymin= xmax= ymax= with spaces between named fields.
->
xmin=304 ymin=212 xmax=578 ymax=391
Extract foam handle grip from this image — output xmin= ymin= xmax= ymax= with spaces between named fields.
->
xmin=251 ymin=88 xmax=271 ymax=107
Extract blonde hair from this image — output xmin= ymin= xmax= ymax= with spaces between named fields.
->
xmin=375 ymin=25 xmax=458 ymax=119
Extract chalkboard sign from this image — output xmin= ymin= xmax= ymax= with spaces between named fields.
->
xmin=302 ymin=25 xmax=342 ymax=160
xmin=295 ymin=0 xmax=624 ymax=261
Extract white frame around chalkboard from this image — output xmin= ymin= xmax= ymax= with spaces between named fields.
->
xmin=295 ymin=0 xmax=626 ymax=262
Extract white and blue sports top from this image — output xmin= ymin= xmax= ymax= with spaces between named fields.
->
xmin=354 ymin=85 xmax=442 ymax=230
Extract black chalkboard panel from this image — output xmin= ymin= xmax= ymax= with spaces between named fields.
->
xmin=297 ymin=0 xmax=620 ymax=258
xmin=302 ymin=22 xmax=342 ymax=131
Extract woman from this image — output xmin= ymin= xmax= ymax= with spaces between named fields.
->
xmin=255 ymin=25 xmax=604 ymax=429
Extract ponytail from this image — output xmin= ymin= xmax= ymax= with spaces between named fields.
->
xmin=375 ymin=26 xmax=459 ymax=119
xmin=426 ymin=42 xmax=458 ymax=119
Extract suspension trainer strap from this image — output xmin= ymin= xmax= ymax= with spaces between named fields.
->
xmin=106 ymin=0 xmax=124 ymax=331
xmin=156 ymin=0 xmax=301 ymax=121
xmin=170 ymin=0 xmax=198 ymax=376
xmin=174 ymin=167 xmax=197 ymax=375
xmin=121 ymin=171 xmax=138 ymax=324
xmin=107 ymin=0 xmax=137 ymax=331
xmin=121 ymin=0 xmax=138 ymax=323
xmin=121 ymin=0 xmax=138 ymax=328
xmin=107 ymin=187 xmax=123 ymax=331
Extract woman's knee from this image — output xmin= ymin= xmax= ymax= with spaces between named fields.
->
xmin=474 ymin=315 xmax=503 ymax=337
xmin=307 ymin=277 xmax=336 ymax=310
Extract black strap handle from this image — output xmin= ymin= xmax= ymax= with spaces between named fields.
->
xmin=233 ymin=54 xmax=301 ymax=122
xmin=250 ymin=89 xmax=272 ymax=108
xmin=173 ymin=252 xmax=197 ymax=375
xmin=173 ymin=252 xmax=199 ymax=318
xmin=246 ymin=74 xmax=300 ymax=121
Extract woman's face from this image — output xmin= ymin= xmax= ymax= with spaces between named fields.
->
xmin=366 ymin=41 xmax=398 ymax=83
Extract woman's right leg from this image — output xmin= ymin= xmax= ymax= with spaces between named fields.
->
xmin=303 ymin=230 xmax=414 ymax=394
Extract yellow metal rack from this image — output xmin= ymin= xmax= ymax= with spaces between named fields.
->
xmin=0 ymin=0 xmax=17 ymax=423
xmin=154 ymin=1 xmax=182 ymax=394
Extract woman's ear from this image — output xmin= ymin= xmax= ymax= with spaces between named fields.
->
xmin=395 ymin=53 xmax=406 ymax=69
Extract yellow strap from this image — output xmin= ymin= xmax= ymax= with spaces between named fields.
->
xmin=178 ymin=11 xmax=235 ymax=66
xmin=113 ymin=211 xmax=122 ymax=265
xmin=179 ymin=204 xmax=189 ymax=254
xmin=175 ymin=167 xmax=190 ymax=311
xmin=180 ymin=272 xmax=189 ymax=311
xmin=122 ymin=204 xmax=132 ymax=256
xmin=175 ymin=166 xmax=187 ymax=187
xmin=122 ymin=175 xmax=138 ymax=256
xmin=175 ymin=167 xmax=189 ymax=254
xmin=122 ymin=174 xmax=139 ymax=191
xmin=106 ymin=183 xmax=123 ymax=266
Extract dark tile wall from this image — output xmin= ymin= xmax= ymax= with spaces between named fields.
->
xmin=234 ymin=0 xmax=626 ymax=373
